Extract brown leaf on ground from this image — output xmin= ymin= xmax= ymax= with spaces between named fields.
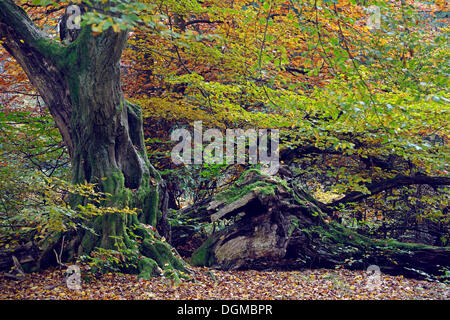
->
xmin=0 ymin=267 xmax=448 ymax=300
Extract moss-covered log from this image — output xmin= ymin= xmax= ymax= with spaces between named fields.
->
xmin=190 ymin=170 xmax=450 ymax=278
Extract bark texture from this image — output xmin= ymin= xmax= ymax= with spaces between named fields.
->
xmin=0 ymin=0 xmax=183 ymax=278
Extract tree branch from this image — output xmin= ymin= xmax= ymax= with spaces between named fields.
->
xmin=184 ymin=19 xmax=224 ymax=27
xmin=0 ymin=0 xmax=73 ymax=156
xmin=330 ymin=174 xmax=450 ymax=207
xmin=0 ymin=0 xmax=52 ymax=51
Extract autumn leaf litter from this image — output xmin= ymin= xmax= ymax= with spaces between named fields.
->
xmin=1 ymin=266 xmax=448 ymax=300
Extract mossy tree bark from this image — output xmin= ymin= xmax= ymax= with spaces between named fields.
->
xmin=0 ymin=0 xmax=184 ymax=277
xmin=189 ymin=170 xmax=450 ymax=278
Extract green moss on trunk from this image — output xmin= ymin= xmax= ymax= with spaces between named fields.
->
xmin=141 ymin=238 xmax=185 ymax=271
xmin=138 ymin=258 xmax=160 ymax=279
xmin=190 ymin=237 xmax=215 ymax=267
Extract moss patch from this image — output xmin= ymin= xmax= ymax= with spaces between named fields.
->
xmin=141 ymin=238 xmax=185 ymax=271
xmin=138 ymin=257 xmax=160 ymax=280
xmin=190 ymin=237 xmax=215 ymax=267
xmin=219 ymin=181 xmax=276 ymax=204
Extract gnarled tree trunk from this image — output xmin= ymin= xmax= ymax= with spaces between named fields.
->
xmin=0 ymin=0 xmax=183 ymax=278
xmin=189 ymin=170 xmax=450 ymax=278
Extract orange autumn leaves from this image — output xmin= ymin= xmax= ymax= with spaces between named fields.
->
xmin=1 ymin=266 xmax=448 ymax=300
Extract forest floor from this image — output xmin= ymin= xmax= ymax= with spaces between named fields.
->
xmin=1 ymin=266 xmax=448 ymax=300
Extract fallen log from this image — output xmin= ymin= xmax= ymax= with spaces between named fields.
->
xmin=0 ymin=242 xmax=40 ymax=274
xmin=188 ymin=169 xmax=450 ymax=278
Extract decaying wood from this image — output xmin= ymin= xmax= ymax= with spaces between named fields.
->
xmin=0 ymin=242 xmax=40 ymax=276
xmin=187 ymin=170 xmax=450 ymax=278
xmin=211 ymin=191 xmax=257 ymax=222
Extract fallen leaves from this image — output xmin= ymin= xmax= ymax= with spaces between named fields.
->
xmin=1 ymin=267 xmax=448 ymax=300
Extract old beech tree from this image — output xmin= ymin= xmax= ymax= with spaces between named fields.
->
xmin=0 ymin=0 xmax=184 ymax=277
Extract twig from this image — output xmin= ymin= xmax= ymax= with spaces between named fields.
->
xmin=12 ymin=255 xmax=26 ymax=278
xmin=3 ymin=272 xmax=24 ymax=281
xmin=53 ymin=235 xmax=67 ymax=270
